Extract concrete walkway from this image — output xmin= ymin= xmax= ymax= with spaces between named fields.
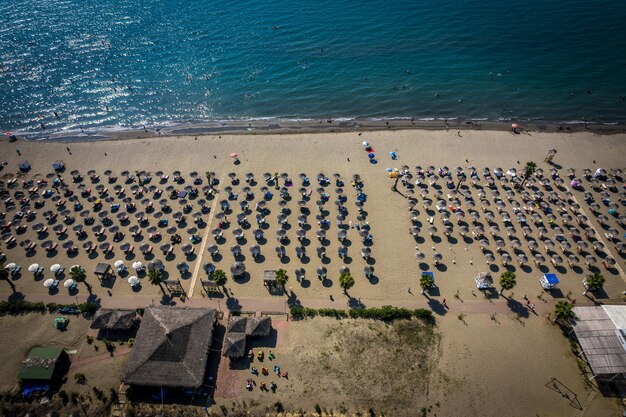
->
xmin=4 ymin=290 xmax=621 ymax=316
xmin=188 ymin=179 xmax=223 ymax=297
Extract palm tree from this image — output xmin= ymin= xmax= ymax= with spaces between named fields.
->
xmin=147 ymin=269 xmax=165 ymax=294
xmin=499 ymin=271 xmax=516 ymax=295
xmin=553 ymin=300 xmax=575 ymax=324
xmin=275 ymin=269 xmax=288 ymax=287
xmin=583 ymin=273 xmax=605 ymax=295
xmin=419 ymin=273 xmax=434 ymax=295
xmin=0 ymin=262 xmax=16 ymax=293
xmin=518 ymin=161 xmax=537 ymax=189
xmin=339 ymin=272 xmax=355 ymax=294
xmin=213 ymin=269 xmax=227 ymax=292
xmin=69 ymin=265 xmax=91 ymax=294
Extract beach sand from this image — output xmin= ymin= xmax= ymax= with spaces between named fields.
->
xmin=0 ymin=127 xmax=625 ymax=415
xmin=1 ymin=129 xmax=624 ymax=308
xmin=214 ymin=315 xmax=620 ymax=416
xmin=0 ymin=313 xmax=90 ymax=391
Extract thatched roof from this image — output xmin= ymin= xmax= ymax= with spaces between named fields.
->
xmin=222 ymin=333 xmax=246 ymax=358
xmin=246 ymin=317 xmax=272 ymax=337
xmin=123 ymin=307 xmax=217 ymax=388
xmin=90 ymin=309 xmax=137 ymax=330
xmin=226 ymin=316 xmax=247 ymax=333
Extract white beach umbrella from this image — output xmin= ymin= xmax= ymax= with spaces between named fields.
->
xmin=114 ymin=260 xmax=125 ymax=268
xmin=28 ymin=263 xmax=40 ymax=273
xmin=63 ymin=279 xmax=75 ymax=288
xmin=132 ymin=261 xmax=144 ymax=270
xmin=50 ymin=264 xmax=62 ymax=273
xmin=4 ymin=263 xmax=17 ymax=272
xmin=43 ymin=279 xmax=54 ymax=288
xmin=128 ymin=276 xmax=140 ymax=286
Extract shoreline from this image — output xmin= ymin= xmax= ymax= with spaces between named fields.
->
xmin=5 ymin=117 xmax=626 ymax=143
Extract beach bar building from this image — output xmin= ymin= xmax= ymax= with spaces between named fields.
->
xmin=571 ymin=306 xmax=626 ymax=385
xmin=123 ymin=307 xmax=217 ymax=390
xmin=223 ymin=316 xmax=272 ymax=358
xmin=18 ymin=347 xmax=70 ymax=395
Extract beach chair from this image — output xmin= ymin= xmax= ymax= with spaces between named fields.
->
xmin=51 ymin=279 xmax=60 ymax=290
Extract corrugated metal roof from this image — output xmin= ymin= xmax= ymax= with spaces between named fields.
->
xmin=572 ymin=306 xmax=626 ymax=375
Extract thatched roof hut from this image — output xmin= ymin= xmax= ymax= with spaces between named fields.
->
xmin=246 ymin=317 xmax=272 ymax=337
xmin=123 ymin=307 xmax=217 ymax=388
xmin=90 ymin=309 xmax=137 ymax=330
xmin=223 ymin=333 xmax=246 ymax=358
xmin=226 ymin=316 xmax=247 ymax=333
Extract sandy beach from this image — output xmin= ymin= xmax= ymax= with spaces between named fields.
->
xmin=0 ymin=126 xmax=625 ymax=416
xmin=1 ymin=129 xmax=624 ymax=308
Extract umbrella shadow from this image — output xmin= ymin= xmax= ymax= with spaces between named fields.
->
xmin=427 ymin=299 xmax=447 ymax=316
xmin=506 ymin=297 xmax=530 ymax=318
xmin=226 ymin=297 xmax=242 ymax=311
xmin=348 ymin=297 xmax=366 ymax=309
xmin=234 ymin=272 xmax=251 ymax=284
xmin=367 ymin=274 xmax=379 ymax=285
xmin=322 ymin=278 xmax=333 ymax=288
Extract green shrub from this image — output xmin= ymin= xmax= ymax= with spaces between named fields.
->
xmin=46 ymin=303 xmax=59 ymax=312
xmin=290 ymin=305 xmax=305 ymax=319
xmin=413 ymin=308 xmax=435 ymax=325
xmin=291 ymin=305 xmax=435 ymax=324
xmin=0 ymin=301 xmax=99 ymax=316
xmin=74 ymin=373 xmax=86 ymax=384
xmin=318 ymin=308 xmax=347 ymax=318
xmin=77 ymin=302 xmax=98 ymax=315
xmin=0 ymin=300 xmax=46 ymax=315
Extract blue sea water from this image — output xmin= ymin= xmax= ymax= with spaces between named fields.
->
xmin=1 ymin=0 xmax=626 ymax=135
